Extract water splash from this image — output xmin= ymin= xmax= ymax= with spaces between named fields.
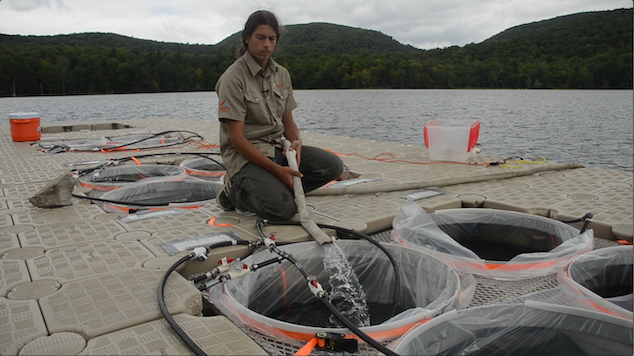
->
xmin=322 ymin=242 xmax=370 ymax=327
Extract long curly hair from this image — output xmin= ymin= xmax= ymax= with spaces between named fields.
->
xmin=238 ymin=10 xmax=281 ymax=57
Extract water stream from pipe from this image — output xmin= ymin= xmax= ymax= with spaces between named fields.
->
xmin=322 ymin=241 xmax=371 ymax=327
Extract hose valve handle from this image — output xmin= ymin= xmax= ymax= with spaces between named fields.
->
xmin=307 ymin=276 xmax=325 ymax=298
xmin=264 ymin=236 xmax=276 ymax=250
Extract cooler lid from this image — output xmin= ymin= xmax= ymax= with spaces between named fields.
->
xmin=8 ymin=112 xmax=40 ymax=119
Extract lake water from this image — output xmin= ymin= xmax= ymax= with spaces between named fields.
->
xmin=1 ymin=89 xmax=632 ymax=171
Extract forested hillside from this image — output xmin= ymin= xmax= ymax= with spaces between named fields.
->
xmin=212 ymin=22 xmax=419 ymax=56
xmin=0 ymin=8 xmax=631 ymax=96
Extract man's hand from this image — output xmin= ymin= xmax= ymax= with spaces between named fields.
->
xmin=275 ymin=165 xmax=303 ymax=189
xmin=284 ymin=139 xmax=303 ymax=167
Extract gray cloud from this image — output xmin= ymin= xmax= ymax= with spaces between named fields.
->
xmin=0 ymin=0 xmax=630 ymax=49
xmin=9 ymin=0 xmax=67 ymax=12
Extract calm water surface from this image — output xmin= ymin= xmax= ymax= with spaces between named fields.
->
xmin=1 ymin=89 xmax=632 ymax=171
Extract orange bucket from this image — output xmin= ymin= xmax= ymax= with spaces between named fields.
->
xmin=8 ymin=112 xmax=41 ymax=142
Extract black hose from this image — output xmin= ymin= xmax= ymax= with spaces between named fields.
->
xmin=557 ymin=212 xmax=593 ymax=234
xmin=75 ymin=151 xmax=223 ymax=176
xmin=95 ymin=130 xmax=204 ymax=152
xmin=195 ymin=156 xmax=228 ymax=172
xmin=318 ymin=295 xmax=399 ymax=356
xmin=255 ymin=220 xmax=311 ymax=279
xmin=158 ymin=253 xmax=207 ymax=356
xmin=263 ymin=220 xmax=401 ymax=317
xmin=255 ymin=220 xmax=269 ymax=241
xmin=161 ymin=239 xmax=260 ymax=354
xmin=241 ymin=240 xmax=259 ymax=260
xmin=71 ymin=193 xmax=180 ymax=207
xmin=557 ymin=213 xmax=591 ymax=223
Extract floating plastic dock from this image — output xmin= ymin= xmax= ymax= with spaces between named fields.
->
xmin=0 ymin=117 xmax=631 ymax=355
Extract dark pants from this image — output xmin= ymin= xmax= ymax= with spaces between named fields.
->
xmin=227 ymin=145 xmax=343 ymax=220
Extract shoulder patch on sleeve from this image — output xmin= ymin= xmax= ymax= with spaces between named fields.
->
xmin=219 ymin=100 xmax=231 ymax=114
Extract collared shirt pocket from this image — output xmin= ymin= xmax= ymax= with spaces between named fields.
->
xmin=244 ymin=92 xmax=268 ymax=123
xmin=273 ymin=87 xmax=289 ymax=118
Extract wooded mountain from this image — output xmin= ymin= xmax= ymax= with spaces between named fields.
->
xmin=0 ymin=8 xmax=631 ymax=96
xmin=0 ymin=22 xmax=418 ymax=57
xmin=211 ymin=22 xmax=419 ymax=56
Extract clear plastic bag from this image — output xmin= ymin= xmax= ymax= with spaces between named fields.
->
xmin=99 ymin=176 xmax=221 ymax=213
xmin=561 ymin=245 xmax=633 ymax=312
xmin=207 ymin=240 xmax=468 ymax=342
xmin=179 ymin=156 xmax=226 ymax=180
xmin=78 ymin=164 xmax=187 ymax=191
xmin=390 ymin=298 xmax=633 ymax=355
xmin=391 ymin=199 xmax=594 ymax=279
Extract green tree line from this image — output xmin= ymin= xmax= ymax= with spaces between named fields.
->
xmin=0 ymin=8 xmax=631 ymax=96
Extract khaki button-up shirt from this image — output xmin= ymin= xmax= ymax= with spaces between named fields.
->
xmin=216 ymin=51 xmax=298 ymax=177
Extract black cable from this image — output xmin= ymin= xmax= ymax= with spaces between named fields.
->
xmin=255 ymin=220 xmax=269 ymax=241
xmin=162 ymin=239 xmax=261 ymax=353
xmin=158 ymin=253 xmax=207 ymax=356
xmin=262 ymin=220 xmax=401 ymax=317
xmin=241 ymin=241 xmax=259 ymax=260
xmin=251 ymin=255 xmax=287 ymax=270
xmin=557 ymin=212 xmax=593 ymax=234
xmin=580 ymin=213 xmax=593 ymax=234
xmin=75 ymin=151 xmax=224 ymax=177
xmin=62 ymin=137 xmax=192 ymax=154
xmin=255 ymin=220 xmax=311 ymax=279
xmin=71 ymin=193 xmax=179 ymax=207
xmin=97 ymin=130 xmax=204 ymax=152
xmin=194 ymin=156 xmax=227 ymax=172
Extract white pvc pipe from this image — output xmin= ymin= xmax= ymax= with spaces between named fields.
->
xmin=282 ymin=139 xmax=332 ymax=245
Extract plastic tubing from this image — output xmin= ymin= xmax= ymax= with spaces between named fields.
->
xmin=160 ymin=240 xmax=262 ymax=355
xmin=282 ymin=138 xmax=332 ymax=245
xmin=158 ymin=253 xmax=207 ymax=356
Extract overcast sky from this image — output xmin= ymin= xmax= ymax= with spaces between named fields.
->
xmin=0 ymin=0 xmax=631 ymax=49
